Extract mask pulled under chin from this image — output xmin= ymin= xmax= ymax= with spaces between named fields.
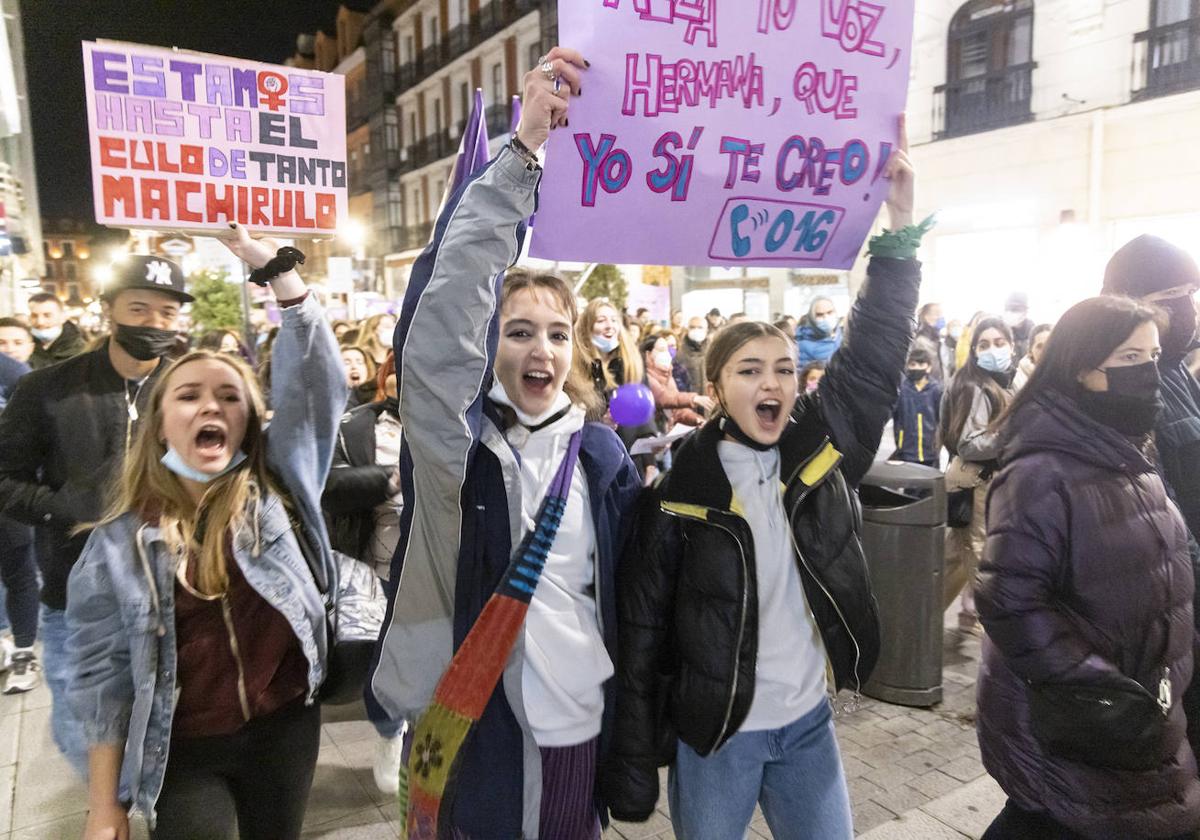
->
xmin=114 ymin=324 xmax=177 ymax=361
xmin=488 ymin=379 xmax=571 ymax=428
xmin=161 ymin=447 xmax=248 ymax=484
xmin=719 ymin=413 xmax=777 ymax=452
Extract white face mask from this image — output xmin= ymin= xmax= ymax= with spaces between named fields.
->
xmin=31 ymin=325 xmax=62 ymax=344
xmin=687 ymin=328 xmax=707 ymax=345
xmin=653 ymin=350 xmax=673 ymax=370
xmin=1003 ymin=311 xmax=1025 ymax=328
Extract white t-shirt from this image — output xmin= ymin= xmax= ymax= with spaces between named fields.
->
xmin=717 ymin=441 xmax=829 ymax=731
xmin=498 ymin=394 xmax=611 ymax=747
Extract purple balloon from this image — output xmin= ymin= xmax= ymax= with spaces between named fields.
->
xmin=610 ymin=383 xmax=655 ymax=427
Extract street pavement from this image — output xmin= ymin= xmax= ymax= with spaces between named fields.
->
xmin=0 ymin=613 xmax=994 ymax=839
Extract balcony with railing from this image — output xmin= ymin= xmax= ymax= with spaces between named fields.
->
xmin=396 ymin=60 xmax=421 ymax=94
xmin=933 ymin=62 xmax=1035 ymax=139
xmin=1133 ymin=17 xmax=1200 ymax=100
xmin=485 ymin=103 xmax=511 ymax=139
xmin=409 ymin=131 xmax=454 ymax=168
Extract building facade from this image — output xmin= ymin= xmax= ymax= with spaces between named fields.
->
xmin=286 ymin=0 xmax=557 ymax=306
xmin=906 ymin=0 xmax=1200 ymax=322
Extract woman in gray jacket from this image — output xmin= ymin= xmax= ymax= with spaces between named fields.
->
xmin=940 ymin=316 xmax=1015 ymax=634
xmin=68 ymin=226 xmax=346 ymax=840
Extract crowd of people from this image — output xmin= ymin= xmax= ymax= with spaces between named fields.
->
xmin=0 ymin=42 xmax=1198 ymax=840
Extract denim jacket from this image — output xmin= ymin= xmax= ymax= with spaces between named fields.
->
xmin=65 ymin=294 xmax=346 ymax=826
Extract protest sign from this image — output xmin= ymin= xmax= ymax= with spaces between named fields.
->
xmin=82 ymin=41 xmax=348 ymax=236
xmin=530 ymin=1 xmax=915 ymax=269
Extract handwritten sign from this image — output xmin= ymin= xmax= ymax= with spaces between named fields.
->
xmin=530 ymin=1 xmax=915 ymax=269
xmin=82 ymin=41 xmax=348 ymax=235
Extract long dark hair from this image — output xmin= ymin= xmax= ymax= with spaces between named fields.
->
xmin=994 ymin=296 xmax=1165 ymax=432
xmin=940 ymin=315 xmax=1013 ymax=457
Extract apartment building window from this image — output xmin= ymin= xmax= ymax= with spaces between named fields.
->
xmin=62 ymin=241 xmax=74 ymax=258
xmin=404 ymin=34 xmax=415 ymax=64
xmin=935 ymin=0 xmax=1035 ymax=139
xmin=458 ymin=0 xmax=468 ymax=26
xmin=1135 ymin=0 xmax=1200 ymax=99
xmin=459 ymin=81 xmax=470 ymax=131
xmin=528 ymin=43 xmax=542 ymax=73
xmin=429 ymin=15 xmax=439 ymax=45
xmin=491 ymin=62 xmax=503 ymax=105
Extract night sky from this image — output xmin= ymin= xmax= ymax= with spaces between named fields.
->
xmin=22 ymin=0 xmax=350 ymax=222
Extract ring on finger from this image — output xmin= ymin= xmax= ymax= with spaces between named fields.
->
xmin=540 ymin=61 xmax=556 ymax=83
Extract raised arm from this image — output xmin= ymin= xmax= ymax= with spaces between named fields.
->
xmin=811 ymin=117 xmax=925 ymax=487
xmin=219 ymin=226 xmax=346 ymax=588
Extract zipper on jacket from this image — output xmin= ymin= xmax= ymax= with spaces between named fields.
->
xmin=917 ymin=414 xmax=924 ymax=464
xmin=788 ymin=495 xmax=863 ymax=715
xmin=219 ymin=597 xmax=253 ymax=722
xmin=662 ymin=506 xmax=749 ymax=753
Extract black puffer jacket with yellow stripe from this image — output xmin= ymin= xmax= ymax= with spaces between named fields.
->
xmin=604 ymin=255 xmax=921 ymax=822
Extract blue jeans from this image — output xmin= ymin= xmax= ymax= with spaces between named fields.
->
xmin=668 ymin=700 xmax=853 ymax=840
xmin=40 ymin=605 xmax=88 ymax=778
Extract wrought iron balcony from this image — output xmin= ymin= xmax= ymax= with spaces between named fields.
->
xmin=485 ymin=103 xmax=511 ymax=139
xmin=1133 ymin=18 xmax=1200 ymax=100
xmin=933 ymin=62 xmax=1035 ymax=140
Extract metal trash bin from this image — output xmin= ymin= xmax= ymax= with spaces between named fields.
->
xmin=858 ymin=461 xmax=946 ymax=707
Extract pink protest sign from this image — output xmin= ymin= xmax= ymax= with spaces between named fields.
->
xmin=82 ymin=41 xmax=348 ymax=236
xmin=530 ymin=1 xmax=915 ymax=269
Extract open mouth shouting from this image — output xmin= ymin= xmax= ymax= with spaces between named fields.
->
xmin=755 ymin=398 xmax=783 ymax=431
xmin=194 ymin=423 xmax=229 ymax=465
xmin=522 ymin=369 xmax=554 ymax=397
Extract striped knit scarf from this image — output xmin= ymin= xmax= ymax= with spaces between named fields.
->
xmin=401 ymin=430 xmax=583 ymax=839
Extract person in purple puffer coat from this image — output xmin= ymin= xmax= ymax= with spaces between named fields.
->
xmin=976 ymin=295 xmax=1200 ymax=840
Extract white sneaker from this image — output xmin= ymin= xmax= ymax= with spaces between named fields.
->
xmin=373 ymin=732 xmax=405 ymax=795
xmin=3 ymin=649 xmax=40 ymax=694
xmin=0 ymin=635 xmax=14 ymax=673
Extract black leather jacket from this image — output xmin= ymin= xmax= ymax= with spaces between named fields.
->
xmin=604 ymin=256 xmax=921 ymax=821
xmin=321 ymin=400 xmax=396 ymax=561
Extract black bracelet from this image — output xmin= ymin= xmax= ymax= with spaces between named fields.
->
xmin=509 ymin=134 xmax=541 ymax=171
xmin=248 ymin=247 xmax=306 ymax=287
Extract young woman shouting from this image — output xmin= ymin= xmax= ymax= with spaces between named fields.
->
xmin=368 ymin=47 xmax=642 ymax=839
xmin=70 ymin=226 xmax=345 ymax=840
xmin=605 ymin=122 xmax=925 ymax=840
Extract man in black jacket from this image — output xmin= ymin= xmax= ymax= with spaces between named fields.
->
xmin=27 ymin=292 xmax=87 ymax=370
xmin=0 ymin=255 xmax=191 ymax=775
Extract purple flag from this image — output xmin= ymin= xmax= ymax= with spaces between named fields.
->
xmin=509 ymin=94 xmax=522 ymax=135
xmin=443 ymin=88 xmax=490 ymax=207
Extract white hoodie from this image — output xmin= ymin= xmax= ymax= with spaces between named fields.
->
xmin=718 ymin=440 xmax=829 ymax=731
xmin=490 ymin=383 xmax=612 ymax=747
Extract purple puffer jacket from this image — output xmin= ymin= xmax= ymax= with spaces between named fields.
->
xmin=977 ymin=389 xmax=1200 ymax=840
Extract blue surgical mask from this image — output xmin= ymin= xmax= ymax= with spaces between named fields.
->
xmin=976 ymin=347 xmax=1013 ymax=373
xmin=592 ymin=335 xmax=619 ymax=354
xmin=814 ymin=316 xmax=837 ymax=335
xmin=934 ymin=317 xmax=947 ymax=331
xmin=161 ymin=447 xmax=248 ymax=484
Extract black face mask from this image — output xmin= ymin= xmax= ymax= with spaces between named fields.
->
xmin=1076 ymin=360 xmax=1162 ymax=437
xmin=1159 ymin=296 xmax=1197 ymax=361
xmin=113 ymin=323 xmax=177 ymax=361
xmin=382 ymin=396 xmax=399 ymax=417
xmin=719 ymin=414 xmax=775 ymax=451
xmin=905 ymin=368 xmax=928 ymax=383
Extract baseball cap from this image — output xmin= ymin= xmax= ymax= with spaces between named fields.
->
xmin=101 ymin=255 xmax=193 ymax=303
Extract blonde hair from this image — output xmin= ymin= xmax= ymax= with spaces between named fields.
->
xmin=502 ymin=269 xmax=603 ymax=417
xmin=573 ymin=299 xmax=644 ymax=391
xmin=94 ymin=350 xmax=285 ymax=596
xmin=356 ymin=313 xmax=395 ymax=364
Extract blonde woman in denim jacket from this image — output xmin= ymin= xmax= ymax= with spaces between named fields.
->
xmin=67 ymin=226 xmax=346 ymax=840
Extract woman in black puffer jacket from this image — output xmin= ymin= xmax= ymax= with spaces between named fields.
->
xmin=976 ymin=296 xmax=1200 ymax=840
xmin=605 ymin=133 xmax=923 ymax=840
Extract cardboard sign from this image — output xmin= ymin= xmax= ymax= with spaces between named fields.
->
xmin=83 ymin=40 xmax=348 ymax=235
xmin=531 ymin=0 xmax=915 ymax=269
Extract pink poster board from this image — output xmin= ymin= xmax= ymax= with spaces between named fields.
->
xmin=82 ymin=40 xmax=348 ymax=236
xmin=531 ymin=1 xmax=915 ymax=269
